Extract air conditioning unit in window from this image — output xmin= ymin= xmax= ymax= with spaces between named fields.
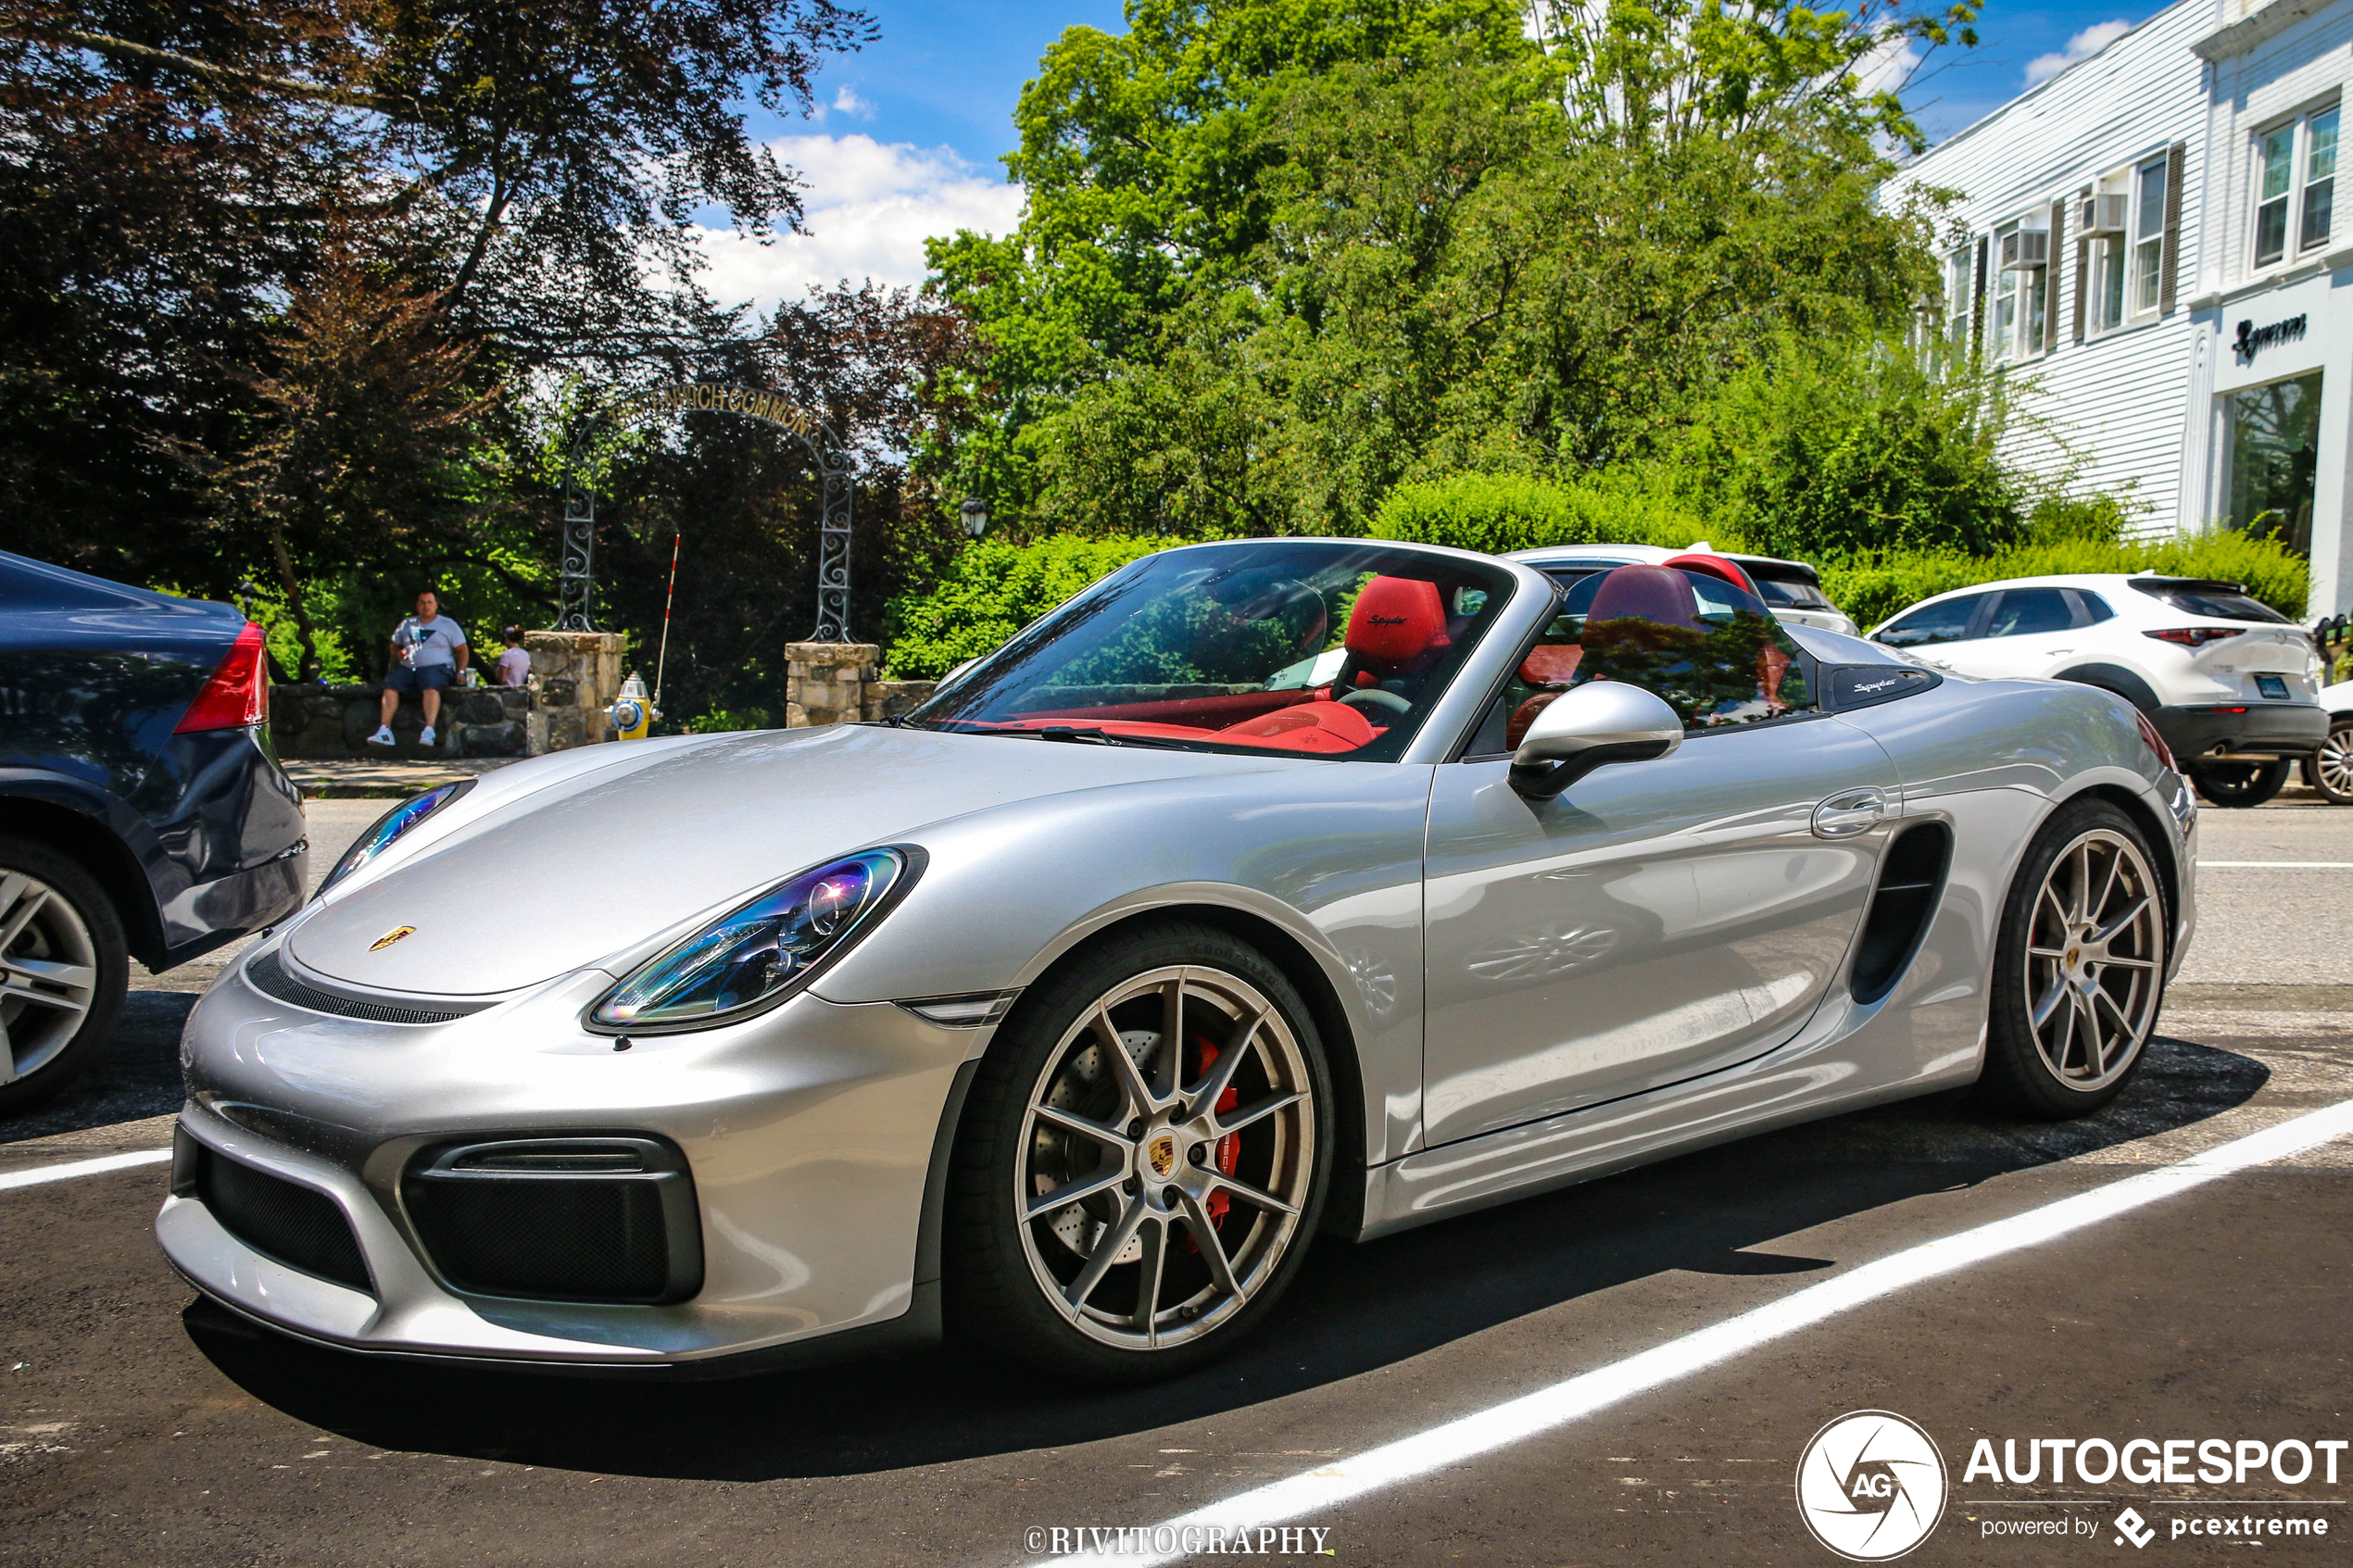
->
xmin=2000 ymin=230 xmax=2051 ymax=270
xmin=2077 ymin=194 xmax=2130 ymax=235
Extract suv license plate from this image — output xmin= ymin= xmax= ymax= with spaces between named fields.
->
xmin=2257 ymin=674 xmax=2290 ymax=699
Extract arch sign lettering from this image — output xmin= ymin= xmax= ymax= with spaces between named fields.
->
xmin=559 ymin=383 xmax=855 ymax=642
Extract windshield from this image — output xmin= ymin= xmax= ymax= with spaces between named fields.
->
xmin=905 ymin=541 xmax=1519 ymax=759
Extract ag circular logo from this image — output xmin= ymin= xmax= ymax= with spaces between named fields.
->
xmin=1794 ymin=1410 xmax=1947 ymax=1561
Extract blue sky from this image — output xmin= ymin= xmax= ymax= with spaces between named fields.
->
xmin=698 ymin=0 xmax=2168 ymax=310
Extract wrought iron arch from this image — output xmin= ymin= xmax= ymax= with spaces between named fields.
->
xmin=558 ymin=383 xmax=856 ymax=642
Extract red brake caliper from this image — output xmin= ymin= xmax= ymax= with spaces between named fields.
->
xmin=1190 ymin=1035 xmax=1241 ymax=1235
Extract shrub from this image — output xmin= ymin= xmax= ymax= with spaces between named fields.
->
xmin=1819 ymin=530 xmax=2311 ymax=633
xmin=883 ymin=533 xmax=1177 ymax=679
xmin=1369 ymin=471 xmax=1712 ymax=555
xmin=685 ymin=707 xmax=771 ymax=733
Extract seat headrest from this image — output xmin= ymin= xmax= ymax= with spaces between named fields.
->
xmin=1345 ymin=576 xmax=1453 ymax=671
xmin=1659 ymin=553 xmax=1759 ymax=597
xmin=1587 ymin=564 xmax=1706 ymax=631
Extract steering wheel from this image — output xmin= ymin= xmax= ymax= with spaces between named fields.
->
xmin=1339 ymin=687 xmax=1412 ymax=716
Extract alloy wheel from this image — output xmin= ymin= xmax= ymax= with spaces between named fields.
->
xmin=2021 ymin=829 xmax=2163 ymax=1091
xmin=0 ymin=870 xmax=100 ymax=1085
xmin=1013 ymin=964 xmax=1315 ymax=1351
xmin=2313 ymin=723 xmax=2353 ymax=804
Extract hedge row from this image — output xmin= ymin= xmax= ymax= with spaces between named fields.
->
xmin=881 ymin=479 xmax=2312 ymax=678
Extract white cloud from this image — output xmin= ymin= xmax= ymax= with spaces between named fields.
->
xmin=1853 ymin=32 xmax=1922 ymax=97
xmin=691 ymin=134 xmax=1025 ymax=312
xmin=825 ymin=85 xmax=875 ymax=120
xmin=2025 ymin=20 xmax=2132 ymax=88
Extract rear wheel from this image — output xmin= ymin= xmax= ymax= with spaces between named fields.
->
xmin=2303 ymin=719 xmax=2353 ymax=805
xmin=0 ymin=835 xmax=128 ymax=1116
xmin=2190 ymin=759 xmax=2289 ymax=808
xmin=1980 ymin=802 xmax=2167 ymax=1117
xmin=944 ymin=921 xmax=1331 ymax=1383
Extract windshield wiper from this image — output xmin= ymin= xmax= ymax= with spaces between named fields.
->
xmin=955 ymin=724 xmax=1187 ymax=749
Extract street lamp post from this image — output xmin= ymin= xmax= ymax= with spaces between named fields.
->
xmin=960 ymin=496 xmax=989 ymax=540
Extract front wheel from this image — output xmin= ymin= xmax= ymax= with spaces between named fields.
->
xmin=2304 ymin=720 xmax=2353 ymax=805
xmin=2190 ymin=759 xmax=2289 ymax=808
xmin=944 ymin=921 xmax=1331 ymax=1382
xmin=1979 ymin=802 xmax=2167 ymax=1118
xmin=0 ymin=835 xmax=129 ymax=1116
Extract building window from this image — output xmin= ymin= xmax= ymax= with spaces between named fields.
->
xmin=1944 ymin=245 xmax=1972 ymax=357
xmin=2133 ymin=157 xmax=2168 ymax=311
xmin=2089 ymin=156 xmax=2169 ymax=335
xmin=2224 ymin=371 xmax=2322 ymax=558
xmin=1989 ymin=215 xmax=2049 ymax=360
xmin=2253 ymin=105 xmax=2339 ymax=270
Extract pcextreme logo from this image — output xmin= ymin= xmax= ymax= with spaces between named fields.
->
xmin=1796 ymin=1411 xmax=1950 ymax=1562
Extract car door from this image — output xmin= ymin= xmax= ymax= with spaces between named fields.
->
xmin=1421 ymin=576 xmax=1903 ymax=1148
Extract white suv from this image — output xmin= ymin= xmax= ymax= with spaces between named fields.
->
xmin=1869 ymin=574 xmax=2328 ymax=807
xmin=1504 ymin=543 xmax=1859 ymax=635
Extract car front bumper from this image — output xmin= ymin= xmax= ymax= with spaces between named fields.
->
xmin=2153 ymin=702 xmax=2327 ymax=762
xmin=157 ymin=949 xmax=976 ymax=1370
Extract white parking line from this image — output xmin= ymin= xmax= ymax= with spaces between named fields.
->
xmin=1040 ymin=1097 xmax=2353 ymax=1568
xmin=0 ymin=1148 xmax=171 ymax=1193
xmin=2196 ymin=860 xmax=2353 ymax=868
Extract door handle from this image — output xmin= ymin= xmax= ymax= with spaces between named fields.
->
xmin=1812 ymin=787 xmax=1887 ymax=839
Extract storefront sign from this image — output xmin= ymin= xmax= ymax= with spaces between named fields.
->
xmin=2233 ymin=313 xmax=2309 ymax=362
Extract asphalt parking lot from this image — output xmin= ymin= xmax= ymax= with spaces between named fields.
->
xmin=4 ymin=793 xmax=2350 ymax=1566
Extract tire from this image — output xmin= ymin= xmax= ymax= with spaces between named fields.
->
xmin=2190 ymin=759 xmax=2290 ymax=808
xmin=2304 ymin=719 xmax=2353 ymax=805
xmin=943 ymin=919 xmax=1333 ymax=1383
xmin=1979 ymin=801 xmax=2167 ymax=1118
xmin=0 ymin=834 xmax=130 ymax=1116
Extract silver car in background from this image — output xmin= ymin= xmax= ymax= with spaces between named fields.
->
xmin=1504 ymin=542 xmax=1861 ymax=636
xmin=160 ymin=539 xmax=2194 ymax=1382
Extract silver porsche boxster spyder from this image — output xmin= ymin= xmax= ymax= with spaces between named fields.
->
xmin=159 ymin=538 xmax=2196 ymax=1381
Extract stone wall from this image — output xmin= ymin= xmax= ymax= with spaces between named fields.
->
xmin=271 ymin=684 xmax=534 ymax=760
xmin=268 ymin=629 xmax=632 ymax=759
xmin=782 ymin=642 xmax=937 ymax=726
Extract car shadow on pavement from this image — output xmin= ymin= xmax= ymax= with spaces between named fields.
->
xmin=183 ymin=1033 xmax=2266 ymax=1481
xmin=0 ymin=989 xmax=194 ymax=1146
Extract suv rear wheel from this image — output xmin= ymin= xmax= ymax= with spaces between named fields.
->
xmin=0 ymin=835 xmax=129 ymax=1115
xmin=2190 ymin=759 xmax=2290 ymax=808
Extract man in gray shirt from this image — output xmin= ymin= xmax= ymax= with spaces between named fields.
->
xmin=370 ymin=588 xmax=470 ymax=747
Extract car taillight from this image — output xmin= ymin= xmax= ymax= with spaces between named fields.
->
xmin=2132 ymin=709 xmax=2177 ymax=774
xmin=173 ymin=621 xmax=269 ymax=734
xmin=2143 ymin=627 xmax=2244 ymax=647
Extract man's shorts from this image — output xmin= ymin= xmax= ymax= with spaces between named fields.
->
xmin=385 ymin=664 xmax=453 ymax=695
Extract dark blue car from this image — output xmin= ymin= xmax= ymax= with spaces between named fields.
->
xmin=0 ymin=550 xmax=307 ymax=1111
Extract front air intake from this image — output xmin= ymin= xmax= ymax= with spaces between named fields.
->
xmin=401 ymin=1136 xmax=702 ymax=1305
xmin=178 ymin=1129 xmax=373 ymax=1293
xmin=1850 ymin=822 xmax=1954 ymax=1005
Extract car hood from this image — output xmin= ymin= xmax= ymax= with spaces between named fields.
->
xmin=287 ymin=724 xmax=1305 ymax=997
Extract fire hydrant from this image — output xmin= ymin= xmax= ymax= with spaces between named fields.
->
xmin=608 ymin=671 xmax=659 ymax=741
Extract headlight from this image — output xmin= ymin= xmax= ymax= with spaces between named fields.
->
xmin=587 ymin=848 xmax=913 ymax=1033
xmin=316 ymin=781 xmax=472 ymax=897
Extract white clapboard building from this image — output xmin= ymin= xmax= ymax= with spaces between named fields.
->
xmin=1883 ymin=0 xmax=2353 ymax=617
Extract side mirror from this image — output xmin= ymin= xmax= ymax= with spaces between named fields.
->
xmin=1509 ymin=682 xmax=1683 ymax=799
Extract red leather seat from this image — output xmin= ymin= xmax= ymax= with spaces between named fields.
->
xmin=1344 ymin=576 xmax=1453 ymax=676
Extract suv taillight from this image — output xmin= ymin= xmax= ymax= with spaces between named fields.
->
xmin=2144 ymin=627 xmax=2244 ymax=647
xmin=2133 ymin=709 xmax=2178 ymax=774
xmin=174 ymin=621 xmax=269 ymax=734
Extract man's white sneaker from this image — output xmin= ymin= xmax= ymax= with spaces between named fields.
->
xmin=419 ymin=724 xmax=436 ymax=746
xmin=368 ymin=725 xmax=395 ymax=746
